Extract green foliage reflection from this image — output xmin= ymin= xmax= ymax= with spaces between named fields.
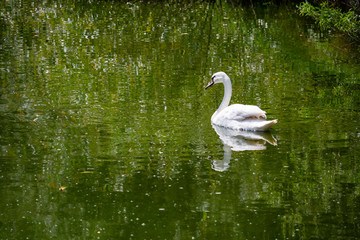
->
xmin=1 ymin=0 xmax=360 ymax=239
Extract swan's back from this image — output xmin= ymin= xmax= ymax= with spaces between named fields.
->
xmin=212 ymin=104 xmax=276 ymax=131
xmin=212 ymin=104 xmax=266 ymax=122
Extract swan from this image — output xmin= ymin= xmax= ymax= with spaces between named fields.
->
xmin=205 ymin=72 xmax=277 ymax=131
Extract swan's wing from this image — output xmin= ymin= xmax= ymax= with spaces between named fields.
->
xmin=221 ymin=104 xmax=267 ymax=121
xmin=212 ymin=104 xmax=277 ymax=131
xmin=214 ymin=118 xmax=277 ymax=131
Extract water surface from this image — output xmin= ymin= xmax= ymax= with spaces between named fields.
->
xmin=1 ymin=1 xmax=360 ymax=239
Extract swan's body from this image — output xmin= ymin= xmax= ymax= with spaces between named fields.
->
xmin=205 ymin=72 xmax=277 ymax=131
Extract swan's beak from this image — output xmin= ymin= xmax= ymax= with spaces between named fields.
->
xmin=205 ymin=80 xmax=214 ymax=89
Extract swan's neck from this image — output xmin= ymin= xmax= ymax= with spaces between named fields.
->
xmin=212 ymin=78 xmax=232 ymax=119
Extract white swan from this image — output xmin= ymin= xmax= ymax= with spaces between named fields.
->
xmin=205 ymin=72 xmax=277 ymax=131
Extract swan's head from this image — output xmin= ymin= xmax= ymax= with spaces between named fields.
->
xmin=205 ymin=72 xmax=230 ymax=89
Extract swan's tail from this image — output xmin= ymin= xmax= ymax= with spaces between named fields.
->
xmin=235 ymin=119 xmax=278 ymax=131
xmin=257 ymin=119 xmax=277 ymax=131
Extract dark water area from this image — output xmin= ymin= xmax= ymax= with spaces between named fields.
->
xmin=1 ymin=1 xmax=360 ymax=239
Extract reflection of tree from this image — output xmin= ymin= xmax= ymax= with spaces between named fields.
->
xmin=1 ymin=1 xmax=360 ymax=239
xmin=201 ymin=0 xmax=215 ymax=76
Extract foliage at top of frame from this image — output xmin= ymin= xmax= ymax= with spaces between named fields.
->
xmin=298 ymin=1 xmax=360 ymax=39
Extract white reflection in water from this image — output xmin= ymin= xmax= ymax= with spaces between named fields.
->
xmin=211 ymin=124 xmax=277 ymax=172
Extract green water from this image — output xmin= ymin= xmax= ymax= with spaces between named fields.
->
xmin=1 ymin=1 xmax=360 ymax=239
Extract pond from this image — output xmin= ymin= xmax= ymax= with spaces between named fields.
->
xmin=1 ymin=0 xmax=360 ymax=239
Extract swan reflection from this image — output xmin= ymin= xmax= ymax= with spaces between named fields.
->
xmin=211 ymin=124 xmax=277 ymax=172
